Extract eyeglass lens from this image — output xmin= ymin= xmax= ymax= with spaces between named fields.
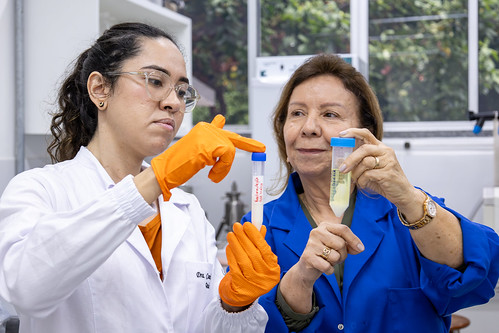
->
xmin=145 ymin=72 xmax=199 ymax=112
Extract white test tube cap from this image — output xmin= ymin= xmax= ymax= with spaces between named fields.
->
xmin=252 ymin=152 xmax=267 ymax=161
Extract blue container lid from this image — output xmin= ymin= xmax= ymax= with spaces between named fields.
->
xmin=252 ymin=152 xmax=267 ymax=161
xmin=472 ymin=125 xmax=482 ymax=135
xmin=330 ymin=137 xmax=355 ymax=147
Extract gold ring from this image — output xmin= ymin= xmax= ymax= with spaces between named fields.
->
xmin=373 ymin=156 xmax=380 ymax=169
xmin=320 ymin=247 xmax=331 ymax=260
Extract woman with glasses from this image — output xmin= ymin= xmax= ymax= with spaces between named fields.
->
xmin=241 ymin=53 xmax=499 ymax=332
xmin=0 ymin=22 xmax=279 ymax=333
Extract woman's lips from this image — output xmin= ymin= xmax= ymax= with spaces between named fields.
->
xmin=155 ymin=118 xmax=175 ymax=131
xmin=297 ymin=148 xmax=326 ymax=154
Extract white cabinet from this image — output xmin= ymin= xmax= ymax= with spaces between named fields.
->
xmin=24 ymin=0 xmax=192 ymax=136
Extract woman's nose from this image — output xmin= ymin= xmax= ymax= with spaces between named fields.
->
xmin=159 ymin=89 xmax=182 ymax=113
xmin=301 ymin=114 xmax=321 ymax=136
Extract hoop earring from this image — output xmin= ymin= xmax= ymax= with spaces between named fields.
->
xmin=98 ymin=101 xmax=104 ymax=108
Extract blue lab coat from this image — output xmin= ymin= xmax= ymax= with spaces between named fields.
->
xmin=242 ymin=173 xmax=499 ymax=333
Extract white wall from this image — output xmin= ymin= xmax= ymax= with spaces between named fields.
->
xmin=0 ymin=0 xmax=17 ymax=320
xmin=0 ymin=0 xmax=193 ymax=195
xmin=384 ymin=136 xmax=493 ymax=227
xmin=455 ymin=294 xmax=499 ymax=333
xmin=0 ymin=0 xmax=15 ymax=192
xmin=24 ymin=0 xmax=99 ymax=135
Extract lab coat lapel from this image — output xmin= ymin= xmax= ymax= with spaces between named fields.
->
xmin=124 ymin=191 xmax=191 ymax=278
xmin=342 ymin=191 xmax=390 ymax=301
xmin=126 ymin=227 xmax=158 ymax=271
xmin=272 ymin=174 xmax=310 ymax=260
xmin=158 ymin=193 xmax=190 ymax=272
xmin=281 ymin=214 xmax=310 ymax=260
xmin=282 ymin=219 xmax=344 ymax=303
xmin=273 ymin=173 xmax=343 ymax=303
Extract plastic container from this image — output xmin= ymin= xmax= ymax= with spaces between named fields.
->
xmin=330 ymin=137 xmax=355 ymax=217
xmin=251 ymin=152 xmax=266 ymax=230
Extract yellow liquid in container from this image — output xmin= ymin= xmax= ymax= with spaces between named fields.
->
xmin=329 ymin=169 xmax=351 ymax=217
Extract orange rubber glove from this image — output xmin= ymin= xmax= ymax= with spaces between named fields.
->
xmin=219 ymin=222 xmax=280 ymax=307
xmin=151 ymin=115 xmax=265 ymax=201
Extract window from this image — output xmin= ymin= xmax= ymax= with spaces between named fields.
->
xmin=184 ymin=1 xmax=499 ymax=127
xmin=369 ymin=0 xmax=468 ymax=122
xmin=478 ymin=0 xmax=499 ymax=114
xmin=259 ymin=0 xmax=350 ymax=56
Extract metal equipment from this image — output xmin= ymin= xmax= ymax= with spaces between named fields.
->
xmin=215 ymin=182 xmax=246 ymax=246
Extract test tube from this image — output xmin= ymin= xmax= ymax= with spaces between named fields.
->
xmin=330 ymin=138 xmax=355 ymax=217
xmin=251 ymin=152 xmax=266 ymax=230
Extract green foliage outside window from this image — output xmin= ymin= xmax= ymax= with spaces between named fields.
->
xmin=369 ymin=0 xmax=497 ymax=121
xmin=181 ymin=0 xmax=499 ymax=125
xmin=259 ymin=0 xmax=350 ymax=56
xmin=369 ymin=0 xmax=470 ymax=121
xmin=180 ymin=0 xmax=248 ymax=124
xmin=478 ymin=0 xmax=499 ymax=113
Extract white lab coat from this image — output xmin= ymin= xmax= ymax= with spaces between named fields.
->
xmin=0 ymin=147 xmax=268 ymax=333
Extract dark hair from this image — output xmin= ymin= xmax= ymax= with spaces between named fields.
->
xmin=272 ymin=53 xmax=384 ymax=193
xmin=47 ymin=22 xmax=179 ymax=162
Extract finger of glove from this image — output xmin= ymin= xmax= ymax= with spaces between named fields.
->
xmin=220 ymin=128 xmax=266 ymax=153
xmin=227 ymin=226 xmax=256 ymax=278
xmin=218 ymin=266 xmax=241 ymax=307
xmin=225 ymin=234 xmax=280 ymax=307
xmin=260 ymin=224 xmax=267 ymax=238
xmin=225 ymin=243 xmax=243 ymax=277
xmin=225 ymin=246 xmax=268 ymax=300
xmin=208 ymin=115 xmax=264 ymax=152
xmin=225 ymin=245 xmax=252 ymax=287
xmin=152 ymin=121 xmax=219 ymax=168
xmin=211 ymin=114 xmax=226 ymax=128
xmin=257 ymin=225 xmax=278 ymax=267
xmin=242 ymin=222 xmax=277 ymax=266
xmin=188 ymin=122 xmax=233 ymax=181
xmin=219 ymin=269 xmax=257 ymax=307
xmin=208 ymin=144 xmax=235 ymax=183
xmin=232 ymin=223 xmax=273 ymax=273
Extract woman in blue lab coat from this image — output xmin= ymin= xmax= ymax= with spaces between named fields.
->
xmin=242 ymin=53 xmax=499 ymax=333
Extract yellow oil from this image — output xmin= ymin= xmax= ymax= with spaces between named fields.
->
xmin=329 ymin=169 xmax=351 ymax=217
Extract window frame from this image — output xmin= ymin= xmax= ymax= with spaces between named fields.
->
xmin=249 ymin=0 xmax=482 ymax=137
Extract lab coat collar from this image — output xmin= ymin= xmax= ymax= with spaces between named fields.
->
xmin=122 ymin=189 xmax=192 ymax=281
xmin=76 ymin=146 xmax=154 ymax=189
xmin=270 ymin=173 xmax=343 ymax=300
xmin=341 ymin=190 xmax=390 ymax=302
xmin=159 ymin=189 xmax=191 ymax=272
xmin=76 ymin=147 xmax=194 ymax=280
xmin=270 ymin=173 xmax=311 ymax=258
xmin=72 ymin=147 xmax=159 ymax=278
xmin=75 ymin=146 xmax=115 ymax=189
xmin=270 ymin=174 xmax=303 ymax=229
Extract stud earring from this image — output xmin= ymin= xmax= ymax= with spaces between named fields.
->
xmin=98 ymin=101 xmax=104 ymax=107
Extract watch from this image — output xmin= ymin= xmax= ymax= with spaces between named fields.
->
xmin=397 ymin=190 xmax=437 ymax=230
